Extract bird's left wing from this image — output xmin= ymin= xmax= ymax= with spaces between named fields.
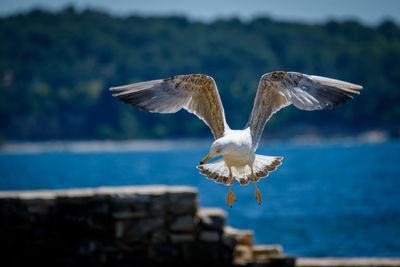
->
xmin=110 ymin=74 xmax=228 ymax=139
xmin=247 ymin=71 xmax=363 ymax=148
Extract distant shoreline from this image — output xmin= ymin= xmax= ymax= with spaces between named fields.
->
xmin=0 ymin=129 xmax=394 ymax=154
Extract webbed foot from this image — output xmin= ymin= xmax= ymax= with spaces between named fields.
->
xmin=227 ymin=185 xmax=237 ymax=207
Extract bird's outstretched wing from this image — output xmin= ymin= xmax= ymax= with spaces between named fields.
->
xmin=247 ymin=71 xmax=363 ymax=148
xmin=110 ymin=74 xmax=228 ymax=139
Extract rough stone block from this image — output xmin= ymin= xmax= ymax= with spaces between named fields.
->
xmin=88 ymin=200 xmax=109 ymax=214
xmin=266 ymin=255 xmax=296 ymax=267
xmin=120 ymin=216 xmax=164 ymax=242
xmin=148 ymin=244 xmax=180 ymax=263
xmin=109 ymin=193 xmax=150 ymax=208
xmin=233 ymin=244 xmax=254 ymax=265
xmin=0 ymin=190 xmax=57 ymax=215
xmin=222 ymin=232 xmax=238 ymax=249
xmin=97 ymin=185 xmax=167 ymax=197
xmin=26 ymin=202 xmax=51 ymax=214
xmin=115 ymin=221 xmax=125 ymax=238
xmin=169 ymin=215 xmax=197 ymax=232
xmin=149 ymin=194 xmax=169 ymax=213
xmin=103 ymin=186 xmax=167 ymax=214
xmin=223 ymin=226 xmax=253 ymax=247
xmin=198 ymin=207 xmax=226 ymax=230
xmin=151 ymin=230 xmax=169 ymax=244
xmin=181 ymin=242 xmax=221 ymax=262
xmin=57 ymin=188 xmax=96 ymax=199
xmin=112 ymin=210 xmax=147 ymax=220
xmin=169 ymin=233 xmax=195 ymax=243
xmin=167 ymin=186 xmax=198 ymax=214
xmin=199 ymin=230 xmax=220 ymax=242
xmin=253 ymin=244 xmax=283 ymax=259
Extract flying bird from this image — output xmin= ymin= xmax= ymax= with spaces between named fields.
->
xmin=110 ymin=72 xmax=362 ymax=207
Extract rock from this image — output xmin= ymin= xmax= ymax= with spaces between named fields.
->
xmin=121 ymin=216 xmax=164 ymax=242
xmin=148 ymin=244 xmax=180 ymax=263
xmin=167 ymin=186 xmax=198 ymax=195
xmin=110 ymin=193 xmax=150 ymax=205
xmin=112 ymin=210 xmax=147 ymax=220
xmin=167 ymin=186 xmax=198 ymax=214
xmin=114 ymin=221 xmax=125 ymax=238
xmin=222 ymin=233 xmax=238 ymax=249
xmin=26 ymin=202 xmax=51 ymax=214
xmin=253 ymin=244 xmax=283 ymax=263
xmin=169 ymin=215 xmax=197 ymax=232
xmin=97 ymin=185 xmax=167 ymax=197
xmin=197 ymin=207 xmax=226 ymax=230
xmin=181 ymin=242 xmax=221 ymax=262
xmin=266 ymin=255 xmax=296 ymax=267
xmin=169 ymin=233 xmax=195 ymax=243
xmin=0 ymin=185 xmax=291 ymax=266
xmin=149 ymin=194 xmax=169 ymax=213
xmin=107 ymin=186 xmax=171 ymax=218
xmin=78 ymin=239 xmax=98 ymax=255
xmin=254 ymin=244 xmax=283 ymax=256
xmin=199 ymin=230 xmax=220 ymax=242
xmin=233 ymin=244 xmax=254 ymax=265
xmin=151 ymin=230 xmax=169 ymax=244
xmin=88 ymin=200 xmax=109 ymax=214
xmin=104 ymin=186 xmax=165 ymax=213
xmin=223 ymin=226 xmax=253 ymax=247
xmin=57 ymin=188 xmax=96 ymax=199
xmin=5 ymin=190 xmax=58 ymax=215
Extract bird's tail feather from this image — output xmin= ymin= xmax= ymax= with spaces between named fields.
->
xmin=197 ymin=159 xmax=232 ymax=185
xmin=197 ymin=155 xmax=283 ymax=186
xmin=251 ymin=154 xmax=283 ymax=182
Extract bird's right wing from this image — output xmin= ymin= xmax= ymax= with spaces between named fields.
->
xmin=110 ymin=74 xmax=228 ymax=139
xmin=247 ymin=71 xmax=363 ymax=148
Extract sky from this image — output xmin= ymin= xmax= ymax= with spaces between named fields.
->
xmin=0 ymin=0 xmax=399 ymax=25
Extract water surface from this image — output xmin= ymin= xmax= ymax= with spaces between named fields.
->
xmin=1 ymin=140 xmax=399 ymax=257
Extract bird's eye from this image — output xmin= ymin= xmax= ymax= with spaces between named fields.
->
xmin=215 ymin=149 xmax=222 ymax=154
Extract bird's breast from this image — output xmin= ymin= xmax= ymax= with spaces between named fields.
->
xmin=223 ymin=143 xmax=254 ymax=167
xmin=224 ymin=153 xmax=253 ymax=167
xmin=222 ymin=128 xmax=254 ymax=167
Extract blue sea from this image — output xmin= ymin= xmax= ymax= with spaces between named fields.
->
xmin=0 ymin=140 xmax=399 ymax=257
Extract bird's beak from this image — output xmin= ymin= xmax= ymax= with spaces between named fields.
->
xmin=200 ymin=154 xmax=213 ymax=165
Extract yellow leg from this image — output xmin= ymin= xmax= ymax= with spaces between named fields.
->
xmin=254 ymin=182 xmax=262 ymax=205
xmin=226 ymin=185 xmax=237 ymax=208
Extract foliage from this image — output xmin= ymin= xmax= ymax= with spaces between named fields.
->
xmin=0 ymin=8 xmax=399 ymax=140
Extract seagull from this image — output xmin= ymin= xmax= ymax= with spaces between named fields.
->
xmin=110 ymin=71 xmax=362 ymax=207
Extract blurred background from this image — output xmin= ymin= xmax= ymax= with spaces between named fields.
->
xmin=0 ymin=0 xmax=399 ymax=257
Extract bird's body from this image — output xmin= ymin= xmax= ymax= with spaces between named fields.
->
xmin=110 ymin=71 xmax=362 ymax=207
xmin=217 ymin=128 xmax=253 ymax=167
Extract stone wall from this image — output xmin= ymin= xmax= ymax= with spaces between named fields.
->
xmin=0 ymin=185 xmax=288 ymax=267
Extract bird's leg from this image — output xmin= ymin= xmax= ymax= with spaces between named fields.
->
xmin=227 ymin=185 xmax=236 ymax=208
xmin=252 ymin=169 xmax=262 ymax=205
xmin=254 ymin=183 xmax=262 ymax=205
xmin=226 ymin=168 xmax=236 ymax=207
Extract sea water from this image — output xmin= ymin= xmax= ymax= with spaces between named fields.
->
xmin=0 ymin=140 xmax=399 ymax=257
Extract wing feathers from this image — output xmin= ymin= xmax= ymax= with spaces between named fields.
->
xmin=111 ymin=72 xmax=362 ymax=145
xmin=110 ymin=74 xmax=228 ymax=139
xmin=308 ymin=75 xmax=362 ymax=92
xmin=110 ymin=80 xmax=163 ymax=97
xmin=248 ymin=71 xmax=362 ymax=147
xmin=292 ymin=74 xmax=362 ymax=110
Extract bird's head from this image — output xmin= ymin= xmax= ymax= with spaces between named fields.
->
xmin=199 ymin=138 xmax=233 ymax=165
